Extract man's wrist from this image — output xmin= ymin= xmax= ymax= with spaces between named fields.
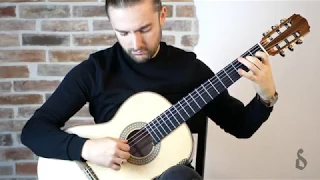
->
xmin=256 ymin=91 xmax=278 ymax=107
xmin=81 ymin=139 xmax=90 ymax=161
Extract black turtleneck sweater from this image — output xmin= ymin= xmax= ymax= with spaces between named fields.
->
xmin=21 ymin=41 xmax=273 ymax=161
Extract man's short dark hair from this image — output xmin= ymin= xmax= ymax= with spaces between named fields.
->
xmin=105 ymin=0 xmax=162 ymax=18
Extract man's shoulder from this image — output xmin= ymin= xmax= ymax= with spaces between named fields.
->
xmin=68 ymin=43 xmax=117 ymax=74
xmin=163 ymin=42 xmax=209 ymax=69
xmin=163 ymin=42 xmax=197 ymax=59
xmin=77 ymin=42 xmax=120 ymax=72
xmin=89 ymin=43 xmax=119 ymax=62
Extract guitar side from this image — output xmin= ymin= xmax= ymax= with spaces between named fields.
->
xmin=37 ymin=91 xmax=194 ymax=180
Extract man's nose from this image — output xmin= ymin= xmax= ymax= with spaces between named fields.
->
xmin=132 ymin=32 xmax=143 ymax=50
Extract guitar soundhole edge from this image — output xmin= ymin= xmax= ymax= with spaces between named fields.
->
xmin=119 ymin=122 xmax=161 ymax=165
xmin=127 ymin=129 xmax=153 ymax=158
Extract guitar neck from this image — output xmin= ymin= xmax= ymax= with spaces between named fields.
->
xmin=145 ymin=42 xmax=266 ymax=144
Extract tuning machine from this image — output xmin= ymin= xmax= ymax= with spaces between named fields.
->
xmin=263 ymin=30 xmax=271 ymax=37
xmin=296 ymin=38 xmax=303 ymax=44
xmin=271 ymin=24 xmax=279 ymax=29
xmin=288 ymin=44 xmax=294 ymax=51
xmin=279 ymin=50 xmax=285 ymax=57
xmin=280 ymin=18 xmax=287 ymax=23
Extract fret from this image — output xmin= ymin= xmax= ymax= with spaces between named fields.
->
xmin=163 ymin=112 xmax=177 ymax=129
xmin=190 ymin=93 xmax=201 ymax=108
xmin=223 ymin=68 xmax=234 ymax=83
xmin=144 ymin=43 xmax=264 ymax=144
xmin=167 ymin=108 xmax=181 ymax=125
xmin=202 ymin=84 xmax=213 ymax=99
xmin=195 ymin=88 xmax=207 ymax=104
xmin=159 ymin=115 xmax=172 ymax=133
xmin=183 ymin=97 xmax=195 ymax=113
xmin=211 ymin=76 xmax=225 ymax=93
xmin=151 ymin=121 xmax=164 ymax=141
xmin=178 ymin=101 xmax=190 ymax=118
xmin=157 ymin=116 xmax=169 ymax=135
xmin=208 ymin=79 xmax=219 ymax=93
xmin=233 ymin=58 xmax=249 ymax=72
xmin=231 ymin=61 xmax=238 ymax=72
xmin=199 ymin=85 xmax=214 ymax=106
xmin=145 ymin=124 xmax=160 ymax=142
xmin=226 ymin=63 xmax=241 ymax=83
xmin=248 ymin=50 xmax=254 ymax=56
xmin=217 ymin=70 xmax=233 ymax=88
xmin=216 ymin=75 xmax=226 ymax=88
xmin=172 ymin=105 xmax=186 ymax=120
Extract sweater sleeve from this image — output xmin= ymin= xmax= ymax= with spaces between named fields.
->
xmin=194 ymin=58 xmax=273 ymax=138
xmin=21 ymin=57 xmax=96 ymax=161
xmin=204 ymin=90 xmax=273 ymax=138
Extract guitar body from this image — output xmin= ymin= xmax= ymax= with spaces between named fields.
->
xmin=37 ymin=13 xmax=311 ymax=180
xmin=37 ymin=91 xmax=194 ymax=180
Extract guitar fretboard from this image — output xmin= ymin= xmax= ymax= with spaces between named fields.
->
xmin=144 ymin=43 xmax=265 ymax=144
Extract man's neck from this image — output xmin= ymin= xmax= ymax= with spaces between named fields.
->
xmin=151 ymin=44 xmax=161 ymax=58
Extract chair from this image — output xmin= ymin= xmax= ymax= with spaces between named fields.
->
xmin=186 ymin=116 xmax=209 ymax=178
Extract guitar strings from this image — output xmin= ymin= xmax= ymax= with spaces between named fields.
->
xmin=127 ymin=41 xmax=271 ymax=149
xmin=82 ymin=42 xmax=270 ymax=177
xmin=127 ymin=42 xmax=267 ymax=148
xmin=127 ymin=42 xmax=269 ymax=150
xmin=84 ymin=168 xmax=96 ymax=180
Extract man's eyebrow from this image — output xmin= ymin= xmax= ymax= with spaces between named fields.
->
xmin=115 ymin=23 xmax=152 ymax=33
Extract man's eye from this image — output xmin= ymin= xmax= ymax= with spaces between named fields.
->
xmin=120 ymin=32 xmax=128 ymax=36
xmin=141 ymin=28 xmax=151 ymax=33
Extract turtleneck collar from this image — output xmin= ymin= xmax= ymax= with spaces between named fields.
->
xmin=117 ymin=41 xmax=169 ymax=68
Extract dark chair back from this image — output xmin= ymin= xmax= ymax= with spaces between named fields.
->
xmin=186 ymin=116 xmax=208 ymax=177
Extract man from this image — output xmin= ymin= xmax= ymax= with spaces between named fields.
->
xmin=21 ymin=0 xmax=278 ymax=179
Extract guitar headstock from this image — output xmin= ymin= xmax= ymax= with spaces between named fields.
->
xmin=260 ymin=14 xmax=310 ymax=57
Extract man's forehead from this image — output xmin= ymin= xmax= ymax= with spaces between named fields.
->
xmin=109 ymin=6 xmax=157 ymax=31
xmin=114 ymin=23 xmax=152 ymax=33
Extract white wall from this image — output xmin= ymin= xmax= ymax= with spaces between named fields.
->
xmin=193 ymin=1 xmax=320 ymax=179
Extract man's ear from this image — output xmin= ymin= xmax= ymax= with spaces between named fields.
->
xmin=159 ymin=6 xmax=167 ymax=26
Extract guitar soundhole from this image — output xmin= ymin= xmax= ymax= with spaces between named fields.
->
xmin=127 ymin=129 xmax=153 ymax=158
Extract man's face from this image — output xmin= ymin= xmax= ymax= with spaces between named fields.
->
xmin=108 ymin=1 xmax=167 ymax=63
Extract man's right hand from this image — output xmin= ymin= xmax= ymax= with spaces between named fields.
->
xmin=81 ymin=137 xmax=131 ymax=170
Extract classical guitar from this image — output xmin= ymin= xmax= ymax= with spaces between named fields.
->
xmin=37 ymin=14 xmax=310 ymax=180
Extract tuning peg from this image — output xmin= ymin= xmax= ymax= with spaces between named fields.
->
xmin=271 ymin=24 xmax=279 ymax=29
xmin=280 ymin=18 xmax=287 ymax=23
xmin=296 ymin=38 xmax=303 ymax=44
xmin=263 ymin=30 xmax=270 ymax=37
xmin=279 ymin=50 xmax=285 ymax=57
xmin=288 ymin=45 xmax=294 ymax=51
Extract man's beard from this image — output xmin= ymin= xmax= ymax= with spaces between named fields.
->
xmin=127 ymin=47 xmax=155 ymax=63
xmin=116 ymin=28 xmax=162 ymax=63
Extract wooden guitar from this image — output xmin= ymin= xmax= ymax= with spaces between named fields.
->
xmin=37 ymin=14 xmax=310 ymax=180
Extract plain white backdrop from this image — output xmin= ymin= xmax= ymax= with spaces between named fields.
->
xmin=192 ymin=0 xmax=320 ymax=179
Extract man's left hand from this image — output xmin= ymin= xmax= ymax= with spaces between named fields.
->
xmin=237 ymin=51 xmax=276 ymax=101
